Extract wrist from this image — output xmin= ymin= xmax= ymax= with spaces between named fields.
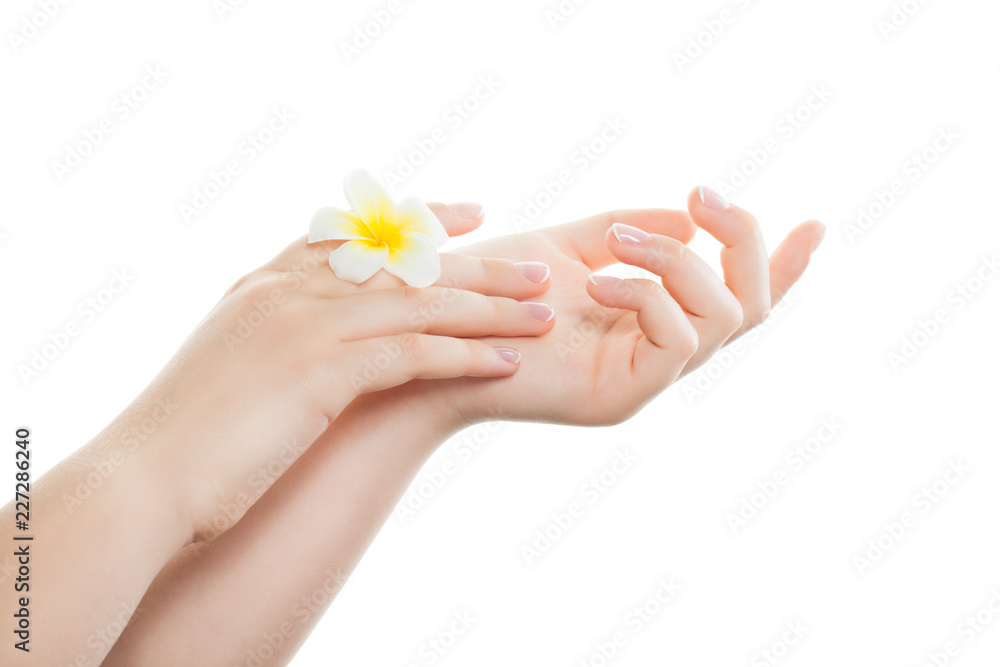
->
xmin=376 ymin=382 xmax=466 ymax=449
xmin=67 ymin=423 xmax=194 ymax=553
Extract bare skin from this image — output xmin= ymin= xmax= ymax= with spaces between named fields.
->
xmin=104 ymin=187 xmax=824 ymax=665
xmin=0 ymin=202 xmax=558 ymax=666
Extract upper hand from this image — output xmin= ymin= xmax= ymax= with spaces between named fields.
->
xmin=424 ymin=187 xmax=825 ymax=426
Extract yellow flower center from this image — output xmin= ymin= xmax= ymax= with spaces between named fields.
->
xmin=366 ymin=214 xmax=404 ymax=251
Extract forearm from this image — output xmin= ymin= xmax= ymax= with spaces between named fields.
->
xmin=104 ymin=385 xmax=460 ymax=666
xmin=0 ymin=410 xmax=191 ymax=665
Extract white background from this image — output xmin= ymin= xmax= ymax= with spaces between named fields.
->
xmin=3 ymin=0 xmax=1000 ymax=665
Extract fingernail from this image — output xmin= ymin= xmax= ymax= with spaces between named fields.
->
xmin=494 ymin=347 xmax=521 ymax=364
xmin=699 ymin=185 xmax=731 ymax=210
xmin=811 ymin=229 xmax=826 ymax=254
xmin=447 ymin=202 xmax=484 ymax=219
xmin=514 ymin=261 xmax=551 ymax=284
xmin=522 ymin=301 xmax=555 ymax=322
xmin=611 ymin=223 xmax=652 ymax=245
xmin=588 ymin=274 xmax=622 ymax=286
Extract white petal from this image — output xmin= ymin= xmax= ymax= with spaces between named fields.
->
xmin=309 ymin=206 xmax=372 ymax=242
xmin=382 ymin=232 xmax=442 ymax=288
xmin=327 ymin=240 xmax=389 ymax=284
xmin=394 ymin=196 xmax=449 ymax=247
xmin=343 ymin=169 xmax=395 ymax=232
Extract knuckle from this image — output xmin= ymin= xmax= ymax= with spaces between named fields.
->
xmin=479 ymin=257 xmax=512 ymax=284
xmin=401 ymin=285 xmax=433 ymax=309
xmin=396 ymin=332 xmax=428 ymax=359
xmin=645 ymin=281 xmax=672 ymax=305
xmin=731 ymin=214 xmax=764 ymax=241
xmin=235 ymin=272 xmax=285 ymax=307
xmin=646 ymin=237 xmax=684 ymax=272
xmin=225 ymin=270 xmax=265 ymax=299
xmin=719 ymin=299 xmax=745 ymax=333
xmin=676 ymin=326 xmax=700 ymax=359
xmin=461 ymin=339 xmax=482 ymax=363
xmin=489 ymin=295 xmax=513 ymax=320
xmin=741 ymin=304 xmax=771 ymax=330
xmin=604 ymin=209 xmax=624 ymax=229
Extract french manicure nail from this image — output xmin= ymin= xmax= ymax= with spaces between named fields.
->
xmin=612 ymin=223 xmax=652 ymax=245
xmin=514 ymin=261 xmax=551 ymax=283
xmin=495 ymin=347 xmax=521 ymax=364
xmin=699 ymin=185 xmax=731 ymax=210
xmin=447 ymin=202 xmax=484 ymax=220
xmin=522 ymin=302 xmax=555 ymax=322
xmin=588 ymin=274 xmax=622 ymax=286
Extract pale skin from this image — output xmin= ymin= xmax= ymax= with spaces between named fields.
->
xmin=0 ymin=206 xmax=560 ymax=665
xmin=91 ymin=187 xmax=825 ymax=665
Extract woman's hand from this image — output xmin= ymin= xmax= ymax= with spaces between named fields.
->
xmin=100 ymin=190 xmax=823 ymax=666
xmin=425 ymin=186 xmax=824 ymax=426
xmin=140 ymin=204 xmax=558 ymax=539
xmin=3 ymin=199 xmax=558 ymax=667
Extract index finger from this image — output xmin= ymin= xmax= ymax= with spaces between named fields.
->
xmin=687 ymin=186 xmax=771 ymax=333
xmin=264 ymin=201 xmax=486 ymax=275
xmin=541 ymin=209 xmax=697 ymax=270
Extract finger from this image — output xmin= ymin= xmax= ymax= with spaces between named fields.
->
xmin=342 ymin=335 xmax=522 ymax=395
xmin=328 ymin=287 xmax=556 ymax=341
xmin=306 ymin=253 xmax=551 ymax=300
xmin=266 ymin=202 xmax=484 ymax=274
xmin=768 ymin=220 xmax=825 ymax=305
xmin=437 ymin=254 xmax=551 ymax=299
xmin=275 ymin=248 xmax=551 ymax=301
xmin=585 ymin=277 xmax=699 ymax=391
xmin=542 ymin=209 xmax=697 ymax=271
xmin=426 ymin=202 xmax=485 ymax=238
xmin=687 ymin=186 xmax=770 ymax=333
xmin=602 ymin=226 xmax=743 ymax=340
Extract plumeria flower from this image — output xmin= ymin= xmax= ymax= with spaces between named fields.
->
xmin=308 ymin=169 xmax=449 ymax=287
